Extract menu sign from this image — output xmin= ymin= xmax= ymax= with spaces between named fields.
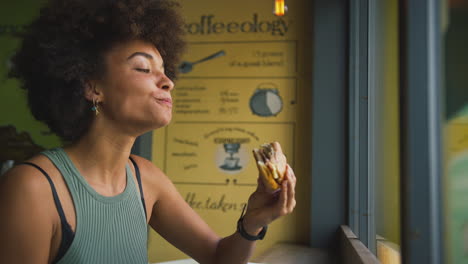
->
xmin=157 ymin=123 xmax=294 ymax=185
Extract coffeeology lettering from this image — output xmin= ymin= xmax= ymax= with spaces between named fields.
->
xmin=185 ymin=14 xmax=290 ymax=36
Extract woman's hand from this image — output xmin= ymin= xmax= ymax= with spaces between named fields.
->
xmin=241 ymin=164 xmax=297 ymax=235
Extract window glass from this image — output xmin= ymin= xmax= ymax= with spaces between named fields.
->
xmin=374 ymin=1 xmax=401 ymax=263
xmin=444 ymin=1 xmax=468 ymax=263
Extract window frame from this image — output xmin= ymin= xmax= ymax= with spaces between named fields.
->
xmin=348 ymin=0 xmax=376 ymax=254
xmin=399 ymin=0 xmax=444 ymax=263
xmin=348 ymin=0 xmax=445 ymax=262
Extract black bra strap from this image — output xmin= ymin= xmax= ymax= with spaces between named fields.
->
xmin=19 ymin=162 xmax=69 ymax=225
xmin=129 ymin=157 xmax=147 ymax=220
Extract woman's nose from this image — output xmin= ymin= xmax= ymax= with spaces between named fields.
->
xmin=158 ymin=73 xmax=174 ymax=91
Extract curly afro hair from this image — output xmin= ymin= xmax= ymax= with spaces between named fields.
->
xmin=9 ymin=0 xmax=186 ymax=143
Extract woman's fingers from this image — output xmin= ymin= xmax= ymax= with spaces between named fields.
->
xmin=271 ymin=141 xmax=283 ymax=154
xmin=256 ymin=175 xmax=270 ymax=193
xmin=250 ymin=163 xmax=297 ymax=223
xmin=286 ymin=164 xmax=296 ymax=185
xmin=285 ymin=166 xmax=296 ymax=213
xmin=274 ymin=178 xmax=288 ymax=217
xmin=278 ymin=165 xmax=296 ymax=216
xmin=286 ymin=176 xmax=296 ymax=213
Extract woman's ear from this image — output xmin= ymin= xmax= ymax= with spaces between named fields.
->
xmin=84 ymin=80 xmax=103 ymax=102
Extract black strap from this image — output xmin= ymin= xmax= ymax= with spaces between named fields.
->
xmin=236 ymin=204 xmax=268 ymax=241
xmin=20 ymin=162 xmax=69 ymax=225
xmin=129 ymin=157 xmax=147 ymax=219
xmin=19 ymin=162 xmax=75 ymax=263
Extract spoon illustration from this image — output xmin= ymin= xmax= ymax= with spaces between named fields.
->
xmin=178 ymin=50 xmax=226 ymax=74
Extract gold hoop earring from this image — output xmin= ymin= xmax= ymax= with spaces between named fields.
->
xmin=91 ymin=99 xmax=100 ymax=116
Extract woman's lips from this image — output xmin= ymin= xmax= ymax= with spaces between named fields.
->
xmin=155 ymin=97 xmax=173 ymax=107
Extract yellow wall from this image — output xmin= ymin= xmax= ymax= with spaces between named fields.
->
xmin=375 ymin=0 xmax=401 ymax=246
xmin=377 ymin=238 xmax=401 ymax=264
xmin=148 ymin=0 xmax=313 ymax=262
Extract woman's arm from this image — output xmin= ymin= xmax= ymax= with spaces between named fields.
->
xmin=143 ymin=161 xmax=221 ymax=263
xmin=137 ymin=157 xmax=296 ymax=264
xmin=214 ymin=165 xmax=297 ymax=264
xmin=0 ymin=166 xmax=56 ymax=264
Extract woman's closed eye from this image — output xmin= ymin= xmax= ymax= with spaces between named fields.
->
xmin=134 ymin=68 xmax=150 ymax=73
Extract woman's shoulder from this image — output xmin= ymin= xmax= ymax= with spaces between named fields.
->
xmin=128 ymin=154 xmax=178 ymax=207
xmin=1 ymin=154 xmax=56 ymax=194
xmin=129 ymin=154 xmax=163 ymax=175
xmin=0 ymin=154 xmax=58 ymax=220
xmin=0 ymin=154 xmax=58 ymax=262
xmin=129 ymin=154 xmax=172 ymax=186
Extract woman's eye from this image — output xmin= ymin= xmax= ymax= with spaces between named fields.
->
xmin=135 ymin=68 xmax=150 ymax=73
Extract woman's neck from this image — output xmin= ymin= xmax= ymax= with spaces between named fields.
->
xmin=64 ymin=120 xmax=137 ymax=190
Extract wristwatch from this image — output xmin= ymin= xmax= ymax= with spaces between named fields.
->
xmin=237 ymin=216 xmax=268 ymax=241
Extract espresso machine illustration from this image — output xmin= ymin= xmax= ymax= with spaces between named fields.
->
xmin=219 ymin=143 xmax=242 ymax=171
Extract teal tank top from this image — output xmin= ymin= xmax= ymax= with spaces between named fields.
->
xmin=42 ymin=148 xmax=148 ymax=264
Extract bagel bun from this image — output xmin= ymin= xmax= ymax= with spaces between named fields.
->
xmin=252 ymin=142 xmax=287 ymax=191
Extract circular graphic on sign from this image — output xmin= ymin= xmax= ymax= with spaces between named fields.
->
xmin=249 ymin=83 xmax=283 ymax=117
xmin=214 ymin=143 xmax=249 ymax=175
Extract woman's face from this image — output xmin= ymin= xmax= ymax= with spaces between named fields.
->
xmin=95 ymin=40 xmax=174 ymax=135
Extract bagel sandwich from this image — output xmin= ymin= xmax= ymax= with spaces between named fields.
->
xmin=252 ymin=142 xmax=287 ymax=191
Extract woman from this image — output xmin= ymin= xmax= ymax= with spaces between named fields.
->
xmin=0 ymin=0 xmax=297 ymax=263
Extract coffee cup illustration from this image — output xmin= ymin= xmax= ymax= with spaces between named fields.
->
xmin=219 ymin=143 xmax=242 ymax=171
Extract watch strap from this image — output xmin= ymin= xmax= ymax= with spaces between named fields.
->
xmin=236 ymin=204 xmax=268 ymax=241
xmin=237 ymin=216 xmax=268 ymax=241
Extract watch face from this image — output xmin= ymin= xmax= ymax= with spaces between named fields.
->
xmin=249 ymin=88 xmax=283 ymax=117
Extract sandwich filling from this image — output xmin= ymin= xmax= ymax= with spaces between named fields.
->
xmin=253 ymin=143 xmax=285 ymax=190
